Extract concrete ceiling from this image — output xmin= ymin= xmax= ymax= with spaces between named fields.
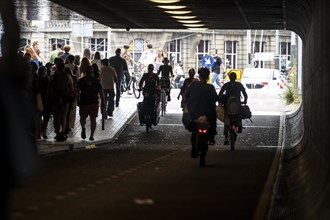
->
xmin=48 ymin=0 xmax=287 ymax=30
xmin=12 ymin=0 xmax=310 ymax=39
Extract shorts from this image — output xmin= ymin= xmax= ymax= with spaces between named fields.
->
xmin=79 ymin=104 xmax=99 ymax=118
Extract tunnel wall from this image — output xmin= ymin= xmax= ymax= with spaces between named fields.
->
xmin=269 ymin=0 xmax=330 ymax=219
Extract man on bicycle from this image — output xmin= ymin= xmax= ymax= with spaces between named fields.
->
xmin=218 ymin=72 xmax=248 ymax=145
xmin=139 ymin=64 xmax=161 ymax=124
xmin=185 ymin=67 xmax=218 ymax=157
xmin=157 ymin=57 xmax=173 ymax=101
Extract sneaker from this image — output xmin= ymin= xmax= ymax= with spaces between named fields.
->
xmin=89 ymin=137 xmax=94 ymax=141
xmin=81 ymin=128 xmax=86 ymax=139
xmin=224 ymin=139 xmax=229 ymax=145
xmin=167 ymin=96 xmax=171 ymax=102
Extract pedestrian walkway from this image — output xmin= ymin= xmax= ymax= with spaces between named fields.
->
xmin=36 ymin=94 xmax=140 ymax=155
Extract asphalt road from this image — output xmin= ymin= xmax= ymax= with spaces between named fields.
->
xmin=9 ymin=110 xmax=281 ymax=220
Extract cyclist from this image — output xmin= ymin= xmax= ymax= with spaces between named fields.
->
xmin=185 ymin=67 xmax=217 ymax=157
xmin=218 ymin=72 xmax=248 ymax=145
xmin=139 ymin=64 xmax=161 ymax=118
xmin=157 ymin=57 xmax=173 ymax=101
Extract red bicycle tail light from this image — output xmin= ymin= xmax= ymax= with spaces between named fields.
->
xmin=198 ymin=129 xmax=208 ymax=133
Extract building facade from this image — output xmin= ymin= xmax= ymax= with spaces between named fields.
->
xmin=15 ymin=19 xmax=294 ymax=75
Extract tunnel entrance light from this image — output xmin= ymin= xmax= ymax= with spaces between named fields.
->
xmin=149 ymin=0 xmax=180 ymax=3
xmin=157 ymin=5 xmax=187 ymax=10
xmin=171 ymin=15 xmax=197 ymax=19
xmin=177 ymin=20 xmax=202 ymax=24
xmin=183 ymin=23 xmax=205 ymax=27
xmin=164 ymin=10 xmax=192 ymax=14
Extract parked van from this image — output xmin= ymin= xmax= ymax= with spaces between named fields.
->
xmin=241 ymin=67 xmax=280 ymax=89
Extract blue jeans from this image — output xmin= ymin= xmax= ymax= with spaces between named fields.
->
xmin=211 ymin=72 xmax=223 ymax=87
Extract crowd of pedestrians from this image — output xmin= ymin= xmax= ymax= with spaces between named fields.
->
xmin=20 ymin=41 xmax=236 ymax=148
xmin=20 ymin=42 xmax=132 ymax=142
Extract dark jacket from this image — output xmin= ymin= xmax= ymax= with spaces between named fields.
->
xmin=185 ymin=81 xmax=217 ymax=121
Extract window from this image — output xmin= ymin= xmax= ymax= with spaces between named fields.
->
xmin=252 ymin=41 xmax=266 ymax=68
xmin=279 ymin=42 xmax=291 ymax=71
xmin=167 ymin=39 xmax=181 ymax=67
xmin=19 ymin=38 xmax=31 ymax=51
xmin=195 ymin=40 xmax=210 ymax=70
xmin=49 ymin=38 xmax=69 ymax=52
xmin=133 ymin=38 xmax=144 ymax=62
xmin=224 ymin=41 xmax=237 ymax=69
xmin=89 ymin=38 xmax=108 ymax=58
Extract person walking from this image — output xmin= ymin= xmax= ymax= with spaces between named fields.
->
xmin=80 ymin=57 xmax=91 ymax=78
xmin=37 ymin=65 xmax=51 ymax=139
xmin=121 ymin=45 xmax=133 ymax=93
xmin=178 ymin=68 xmax=198 ymax=108
xmin=59 ymin=45 xmax=72 ymax=63
xmin=91 ymin=51 xmax=102 ymax=71
xmin=153 ymin=48 xmax=164 ymax=74
xmin=77 ymin=65 xmax=105 ymax=141
xmin=210 ymin=48 xmax=226 ymax=88
xmin=100 ymin=58 xmax=117 ymax=118
xmin=174 ymin=61 xmax=184 ymax=88
xmin=47 ymin=58 xmax=75 ymax=141
xmin=109 ymin=48 xmax=128 ymax=107
xmin=48 ymin=43 xmax=62 ymax=64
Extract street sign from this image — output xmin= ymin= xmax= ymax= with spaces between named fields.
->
xmin=72 ymin=23 xmax=93 ymax=37
xmin=202 ymin=55 xmax=214 ymax=68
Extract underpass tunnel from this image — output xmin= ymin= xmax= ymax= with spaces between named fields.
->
xmin=270 ymin=1 xmax=330 ymax=219
xmin=1 ymin=0 xmax=330 ymax=219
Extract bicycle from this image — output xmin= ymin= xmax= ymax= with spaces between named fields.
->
xmin=137 ymin=91 xmax=160 ymax=133
xmin=228 ymin=115 xmax=238 ymax=151
xmin=127 ymin=62 xmax=143 ymax=99
xmin=192 ymin=116 xmax=210 ymax=167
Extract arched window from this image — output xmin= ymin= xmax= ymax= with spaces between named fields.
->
xmin=133 ymin=38 xmax=144 ymax=62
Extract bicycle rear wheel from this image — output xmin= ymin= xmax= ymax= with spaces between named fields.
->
xmin=133 ymin=79 xmax=141 ymax=99
xmin=199 ymin=135 xmax=208 ymax=167
xmin=145 ymin=112 xmax=151 ymax=132
xmin=230 ymin=133 xmax=236 ymax=151
xmin=161 ymin=92 xmax=166 ymax=116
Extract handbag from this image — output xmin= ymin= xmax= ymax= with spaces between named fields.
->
xmin=240 ymin=105 xmax=252 ymax=120
xmin=215 ymin=105 xmax=225 ymax=122
xmin=36 ymin=93 xmax=43 ymax=112
xmin=181 ymin=107 xmax=194 ymax=132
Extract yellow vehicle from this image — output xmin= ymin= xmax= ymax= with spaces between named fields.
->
xmin=206 ymin=69 xmax=242 ymax=85
xmin=224 ymin=69 xmax=243 ymax=81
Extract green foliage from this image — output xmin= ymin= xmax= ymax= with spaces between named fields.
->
xmin=284 ymin=86 xmax=295 ymax=104
xmin=283 ymin=70 xmax=301 ymax=105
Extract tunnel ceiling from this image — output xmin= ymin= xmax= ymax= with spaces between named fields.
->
xmin=12 ymin=0 xmax=310 ymax=38
xmin=47 ymin=0 xmax=288 ymax=30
